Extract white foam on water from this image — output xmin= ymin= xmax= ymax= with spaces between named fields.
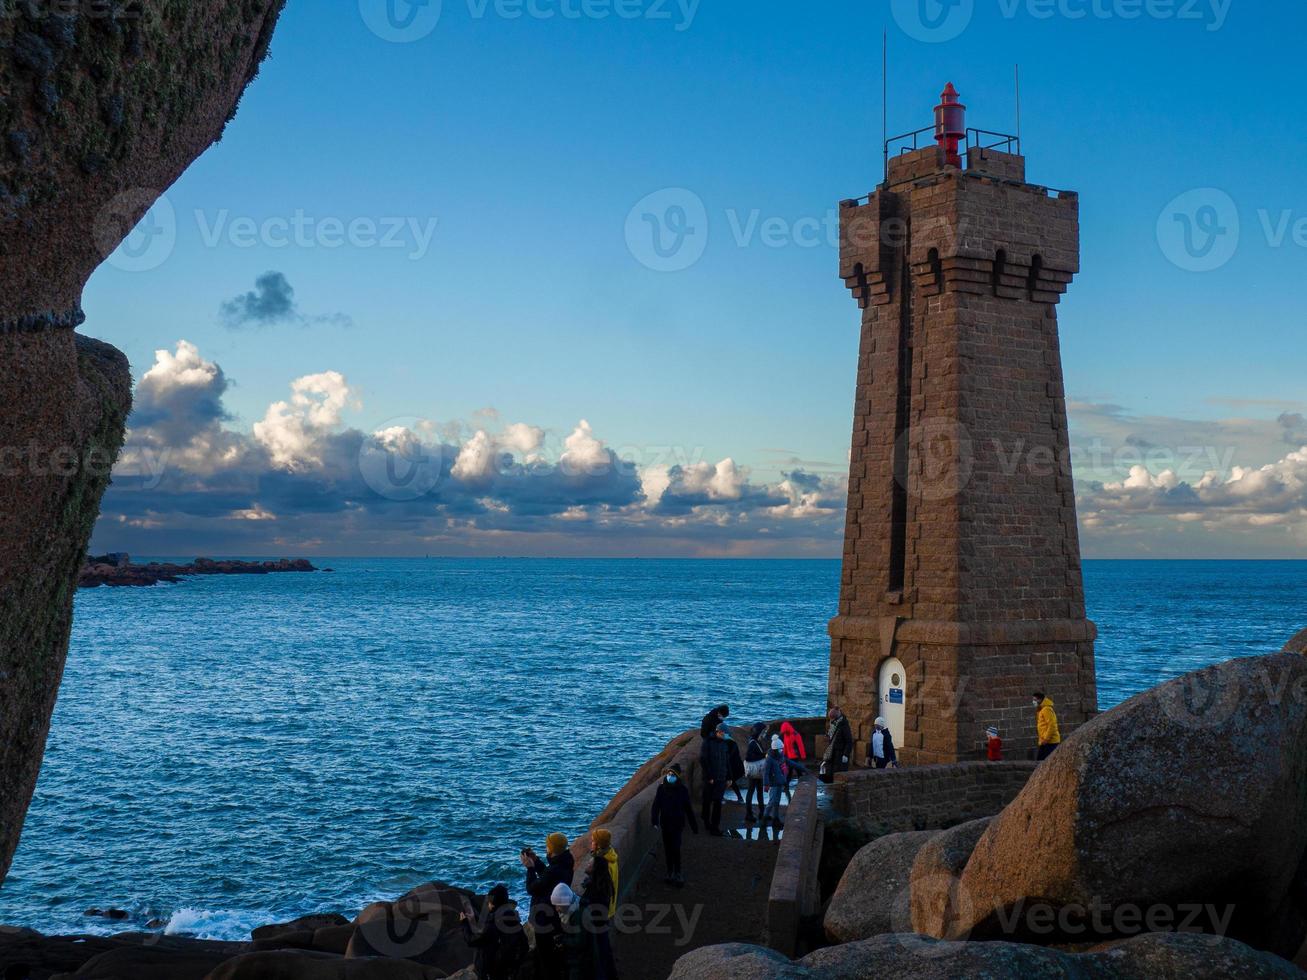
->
xmin=163 ymin=907 xmax=269 ymax=941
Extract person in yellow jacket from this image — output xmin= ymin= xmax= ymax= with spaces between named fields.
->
xmin=1033 ymin=691 xmax=1061 ymax=761
xmin=583 ymin=828 xmax=620 ymax=980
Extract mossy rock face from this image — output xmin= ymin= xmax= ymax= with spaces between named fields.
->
xmin=0 ymin=0 xmax=287 ymax=886
xmin=0 ymin=0 xmax=288 ymax=323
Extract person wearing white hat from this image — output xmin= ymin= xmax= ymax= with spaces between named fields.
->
xmin=550 ymin=883 xmax=589 ymax=978
xmin=868 ymin=716 xmax=899 ymax=770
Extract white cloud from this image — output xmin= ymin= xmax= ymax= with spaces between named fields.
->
xmin=253 ymin=371 xmax=355 ymax=470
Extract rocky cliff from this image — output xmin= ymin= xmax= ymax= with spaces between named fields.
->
xmin=0 ymin=0 xmax=288 ymax=887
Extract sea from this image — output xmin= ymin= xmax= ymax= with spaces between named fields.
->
xmin=0 ymin=558 xmax=1302 ymax=940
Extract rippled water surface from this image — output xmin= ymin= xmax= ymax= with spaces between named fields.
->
xmin=0 ymin=558 xmax=1302 ymax=938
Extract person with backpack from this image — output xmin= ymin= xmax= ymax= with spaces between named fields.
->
xmin=462 ymin=884 xmax=528 ymax=980
xmin=771 ymin=733 xmax=793 ymax=803
xmin=650 ymin=762 xmax=699 ymax=885
xmin=761 ymin=746 xmax=787 ymax=831
xmin=698 ymin=722 xmax=731 ymax=834
xmin=742 ymin=724 xmax=768 ymax=823
xmin=867 ymin=716 xmax=898 ymax=769
xmin=581 ymin=829 xmax=620 ymax=980
xmin=523 ymin=832 xmax=575 ymax=980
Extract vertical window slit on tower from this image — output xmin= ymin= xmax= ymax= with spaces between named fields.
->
xmin=889 ymin=219 xmax=913 ymax=593
xmin=927 ymin=247 xmax=942 ymax=292
xmin=992 ymin=248 xmax=1007 ymax=297
xmin=1027 ymin=253 xmax=1043 ymax=300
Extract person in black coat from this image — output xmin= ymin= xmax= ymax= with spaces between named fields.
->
xmin=743 ymin=723 xmax=767 ymax=823
xmin=462 ymin=884 xmax=528 ymax=980
xmin=822 ymin=706 xmax=853 ymax=780
xmin=699 ymin=703 xmax=730 ymax=738
xmin=699 ymin=722 xmax=731 ymax=834
xmin=522 ymin=833 xmax=576 ymax=980
xmin=650 ymin=763 xmax=699 ymax=885
xmin=724 ymin=733 xmax=746 ymax=804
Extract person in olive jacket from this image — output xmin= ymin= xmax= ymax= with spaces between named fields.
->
xmin=650 ymin=763 xmax=699 ymax=885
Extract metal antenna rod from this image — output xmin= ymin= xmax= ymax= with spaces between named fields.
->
xmin=1015 ymin=63 xmax=1022 ymax=147
xmin=882 ymin=32 xmax=889 ymax=185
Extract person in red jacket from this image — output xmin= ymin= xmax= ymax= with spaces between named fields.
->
xmin=779 ymin=721 xmax=808 ymax=789
xmin=985 ymin=726 xmax=1004 ymax=762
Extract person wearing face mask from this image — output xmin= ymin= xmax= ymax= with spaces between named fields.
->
xmin=1033 ymin=691 xmax=1061 ymax=760
xmin=650 ymin=763 xmax=699 ymax=885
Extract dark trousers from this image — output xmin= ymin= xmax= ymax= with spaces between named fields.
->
xmin=662 ymin=826 xmax=684 ymax=875
xmin=873 ymin=757 xmax=890 ymax=769
xmin=745 ymin=777 xmax=764 ymax=816
xmin=1037 ymin=742 xmax=1059 ymax=761
xmin=595 ymin=927 xmax=618 ymax=980
xmin=700 ymin=780 xmax=723 ymax=831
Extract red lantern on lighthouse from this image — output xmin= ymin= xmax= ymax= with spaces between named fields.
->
xmin=935 ymin=82 xmax=967 ymax=167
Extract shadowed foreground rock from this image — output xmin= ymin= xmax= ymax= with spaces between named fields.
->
xmin=823 ymin=829 xmax=937 ymax=943
xmin=908 ymin=816 xmax=993 ymax=938
xmin=951 ymin=653 xmax=1307 ymax=959
xmin=0 ymin=0 xmax=288 ymax=887
xmin=667 ymin=933 xmax=1306 ymax=979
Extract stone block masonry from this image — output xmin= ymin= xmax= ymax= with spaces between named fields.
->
xmin=828 ymin=111 xmax=1097 ymax=767
xmin=831 ymin=762 xmax=1038 ymax=837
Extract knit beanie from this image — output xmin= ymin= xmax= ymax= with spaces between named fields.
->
xmin=546 ymin=832 xmax=569 ymax=857
xmin=592 ymin=829 xmax=612 ymax=851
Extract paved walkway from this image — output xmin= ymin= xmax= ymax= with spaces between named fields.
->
xmin=616 ymin=798 xmax=788 ymax=980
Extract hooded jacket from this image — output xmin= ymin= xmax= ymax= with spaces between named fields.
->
xmin=780 ymin=722 xmax=807 ymax=761
xmin=1037 ymin=697 xmax=1061 ymax=746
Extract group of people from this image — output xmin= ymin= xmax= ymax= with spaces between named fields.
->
xmin=458 ymin=692 xmax=1065 ymax=980
xmin=693 ymin=704 xmax=810 ymax=838
xmin=458 ymin=828 xmax=620 ymax=980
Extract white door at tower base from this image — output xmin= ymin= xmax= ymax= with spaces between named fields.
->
xmin=878 ymin=657 xmax=907 ymax=751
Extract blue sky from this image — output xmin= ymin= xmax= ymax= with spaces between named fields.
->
xmin=87 ymin=0 xmax=1307 ymax=557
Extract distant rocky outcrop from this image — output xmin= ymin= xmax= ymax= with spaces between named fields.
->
xmin=668 ymin=933 xmax=1305 ymax=979
xmin=79 ymin=556 xmax=317 ymax=588
xmin=1286 ymin=629 xmax=1307 ymax=655
xmin=0 ymin=0 xmax=288 ymax=889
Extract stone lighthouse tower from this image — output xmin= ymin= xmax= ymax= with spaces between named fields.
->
xmin=828 ymin=85 xmax=1097 ymax=765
